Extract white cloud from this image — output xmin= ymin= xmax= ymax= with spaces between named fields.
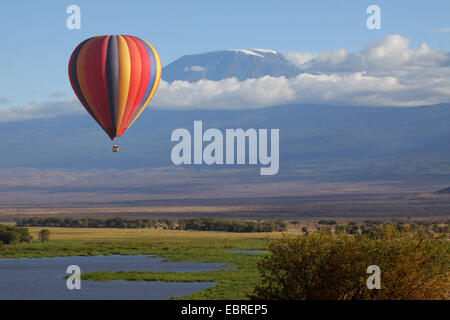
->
xmin=183 ymin=65 xmax=207 ymax=72
xmin=2 ymin=34 xmax=450 ymax=122
xmin=0 ymin=97 xmax=8 ymax=104
xmin=286 ymin=35 xmax=450 ymax=73
xmin=152 ymin=71 xmax=443 ymax=109
xmin=150 ymin=35 xmax=450 ymax=109
xmin=0 ymin=98 xmax=82 ymax=122
xmin=284 ymin=52 xmax=315 ymax=67
xmin=153 ymin=76 xmax=295 ymax=109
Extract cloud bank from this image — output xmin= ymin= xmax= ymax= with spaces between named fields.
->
xmin=0 ymin=98 xmax=82 ymax=122
xmin=152 ymin=35 xmax=450 ymax=109
xmin=1 ymin=34 xmax=449 ymax=122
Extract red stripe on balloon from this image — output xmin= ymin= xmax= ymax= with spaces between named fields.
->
xmin=69 ymin=39 xmax=110 ymax=134
xmin=83 ymin=36 xmax=114 ymax=137
xmin=131 ymin=36 xmax=152 ymax=111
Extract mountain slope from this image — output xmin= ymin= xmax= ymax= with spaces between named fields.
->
xmin=436 ymin=187 xmax=450 ymax=194
xmin=0 ymin=104 xmax=449 ymax=183
xmin=162 ymin=49 xmax=300 ymax=82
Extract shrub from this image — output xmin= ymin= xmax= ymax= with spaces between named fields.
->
xmin=0 ymin=225 xmax=32 ymax=245
xmin=38 ymin=229 xmax=51 ymax=242
xmin=318 ymin=220 xmax=337 ymax=225
xmin=251 ymin=225 xmax=449 ymax=300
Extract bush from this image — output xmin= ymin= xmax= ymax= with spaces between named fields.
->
xmin=251 ymin=225 xmax=449 ymax=300
xmin=38 ymin=229 xmax=51 ymax=242
xmin=318 ymin=220 xmax=337 ymax=225
xmin=0 ymin=225 xmax=32 ymax=245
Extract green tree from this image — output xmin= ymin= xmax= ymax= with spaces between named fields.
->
xmin=38 ymin=229 xmax=51 ymax=242
xmin=17 ymin=228 xmax=33 ymax=243
xmin=0 ymin=230 xmax=20 ymax=245
xmin=0 ymin=225 xmax=32 ymax=245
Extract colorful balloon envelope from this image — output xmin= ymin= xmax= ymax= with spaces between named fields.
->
xmin=68 ymin=35 xmax=162 ymax=140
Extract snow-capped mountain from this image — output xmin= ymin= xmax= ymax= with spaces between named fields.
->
xmin=162 ymin=49 xmax=300 ymax=82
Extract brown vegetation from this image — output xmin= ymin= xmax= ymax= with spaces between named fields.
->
xmin=251 ymin=225 xmax=449 ymax=300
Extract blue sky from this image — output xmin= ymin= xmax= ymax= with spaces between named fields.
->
xmin=0 ymin=0 xmax=449 ymax=109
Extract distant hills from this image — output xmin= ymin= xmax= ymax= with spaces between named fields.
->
xmin=1 ymin=103 xmax=449 ymax=183
xmin=436 ymin=187 xmax=450 ymax=194
xmin=162 ymin=49 xmax=301 ymax=82
xmin=1 ymin=47 xmax=449 ymax=185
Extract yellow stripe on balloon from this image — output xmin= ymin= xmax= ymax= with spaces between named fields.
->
xmin=77 ymin=38 xmax=106 ymax=131
xmin=116 ymin=35 xmax=131 ymax=136
xmin=126 ymin=38 xmax=162 ymax=131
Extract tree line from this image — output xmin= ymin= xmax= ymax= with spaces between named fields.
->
xmin=15 ymin=217 xmax=287 ymax=233
xmin=294 ymin=219 xmax=449 ymax=237
xmin=16 ymin=217 xmax=158 ymax=229
xmin=177 ymin=218 xmax=287 ymax=233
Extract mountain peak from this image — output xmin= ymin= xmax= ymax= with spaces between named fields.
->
xmin=163 ymin=49 xmax=299 ymax=83
xmin=227 ymin=49 xmax=279 ymax=57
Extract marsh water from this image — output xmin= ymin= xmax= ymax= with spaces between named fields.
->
xmin=0 ymin=255 xmax=226 ymax=300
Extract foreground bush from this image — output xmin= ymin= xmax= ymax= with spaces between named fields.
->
xmin=251 ymin=225 xmax=449 ymax=300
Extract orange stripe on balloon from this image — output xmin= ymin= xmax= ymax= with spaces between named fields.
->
xmin=115 ymin=35 xmax=131 ymax=136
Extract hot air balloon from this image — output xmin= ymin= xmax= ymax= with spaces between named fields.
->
xmin=68 ymin=35 xmax=162 ymax=152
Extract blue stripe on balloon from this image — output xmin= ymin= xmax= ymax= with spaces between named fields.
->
xmin=106 ymin=35 xmax=119 ymax=132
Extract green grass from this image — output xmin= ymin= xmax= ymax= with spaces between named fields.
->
xmin=0 ymin=227 xmax=279 ymax=299
xmin=81 ymin=251 xmax=267 ymax=300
